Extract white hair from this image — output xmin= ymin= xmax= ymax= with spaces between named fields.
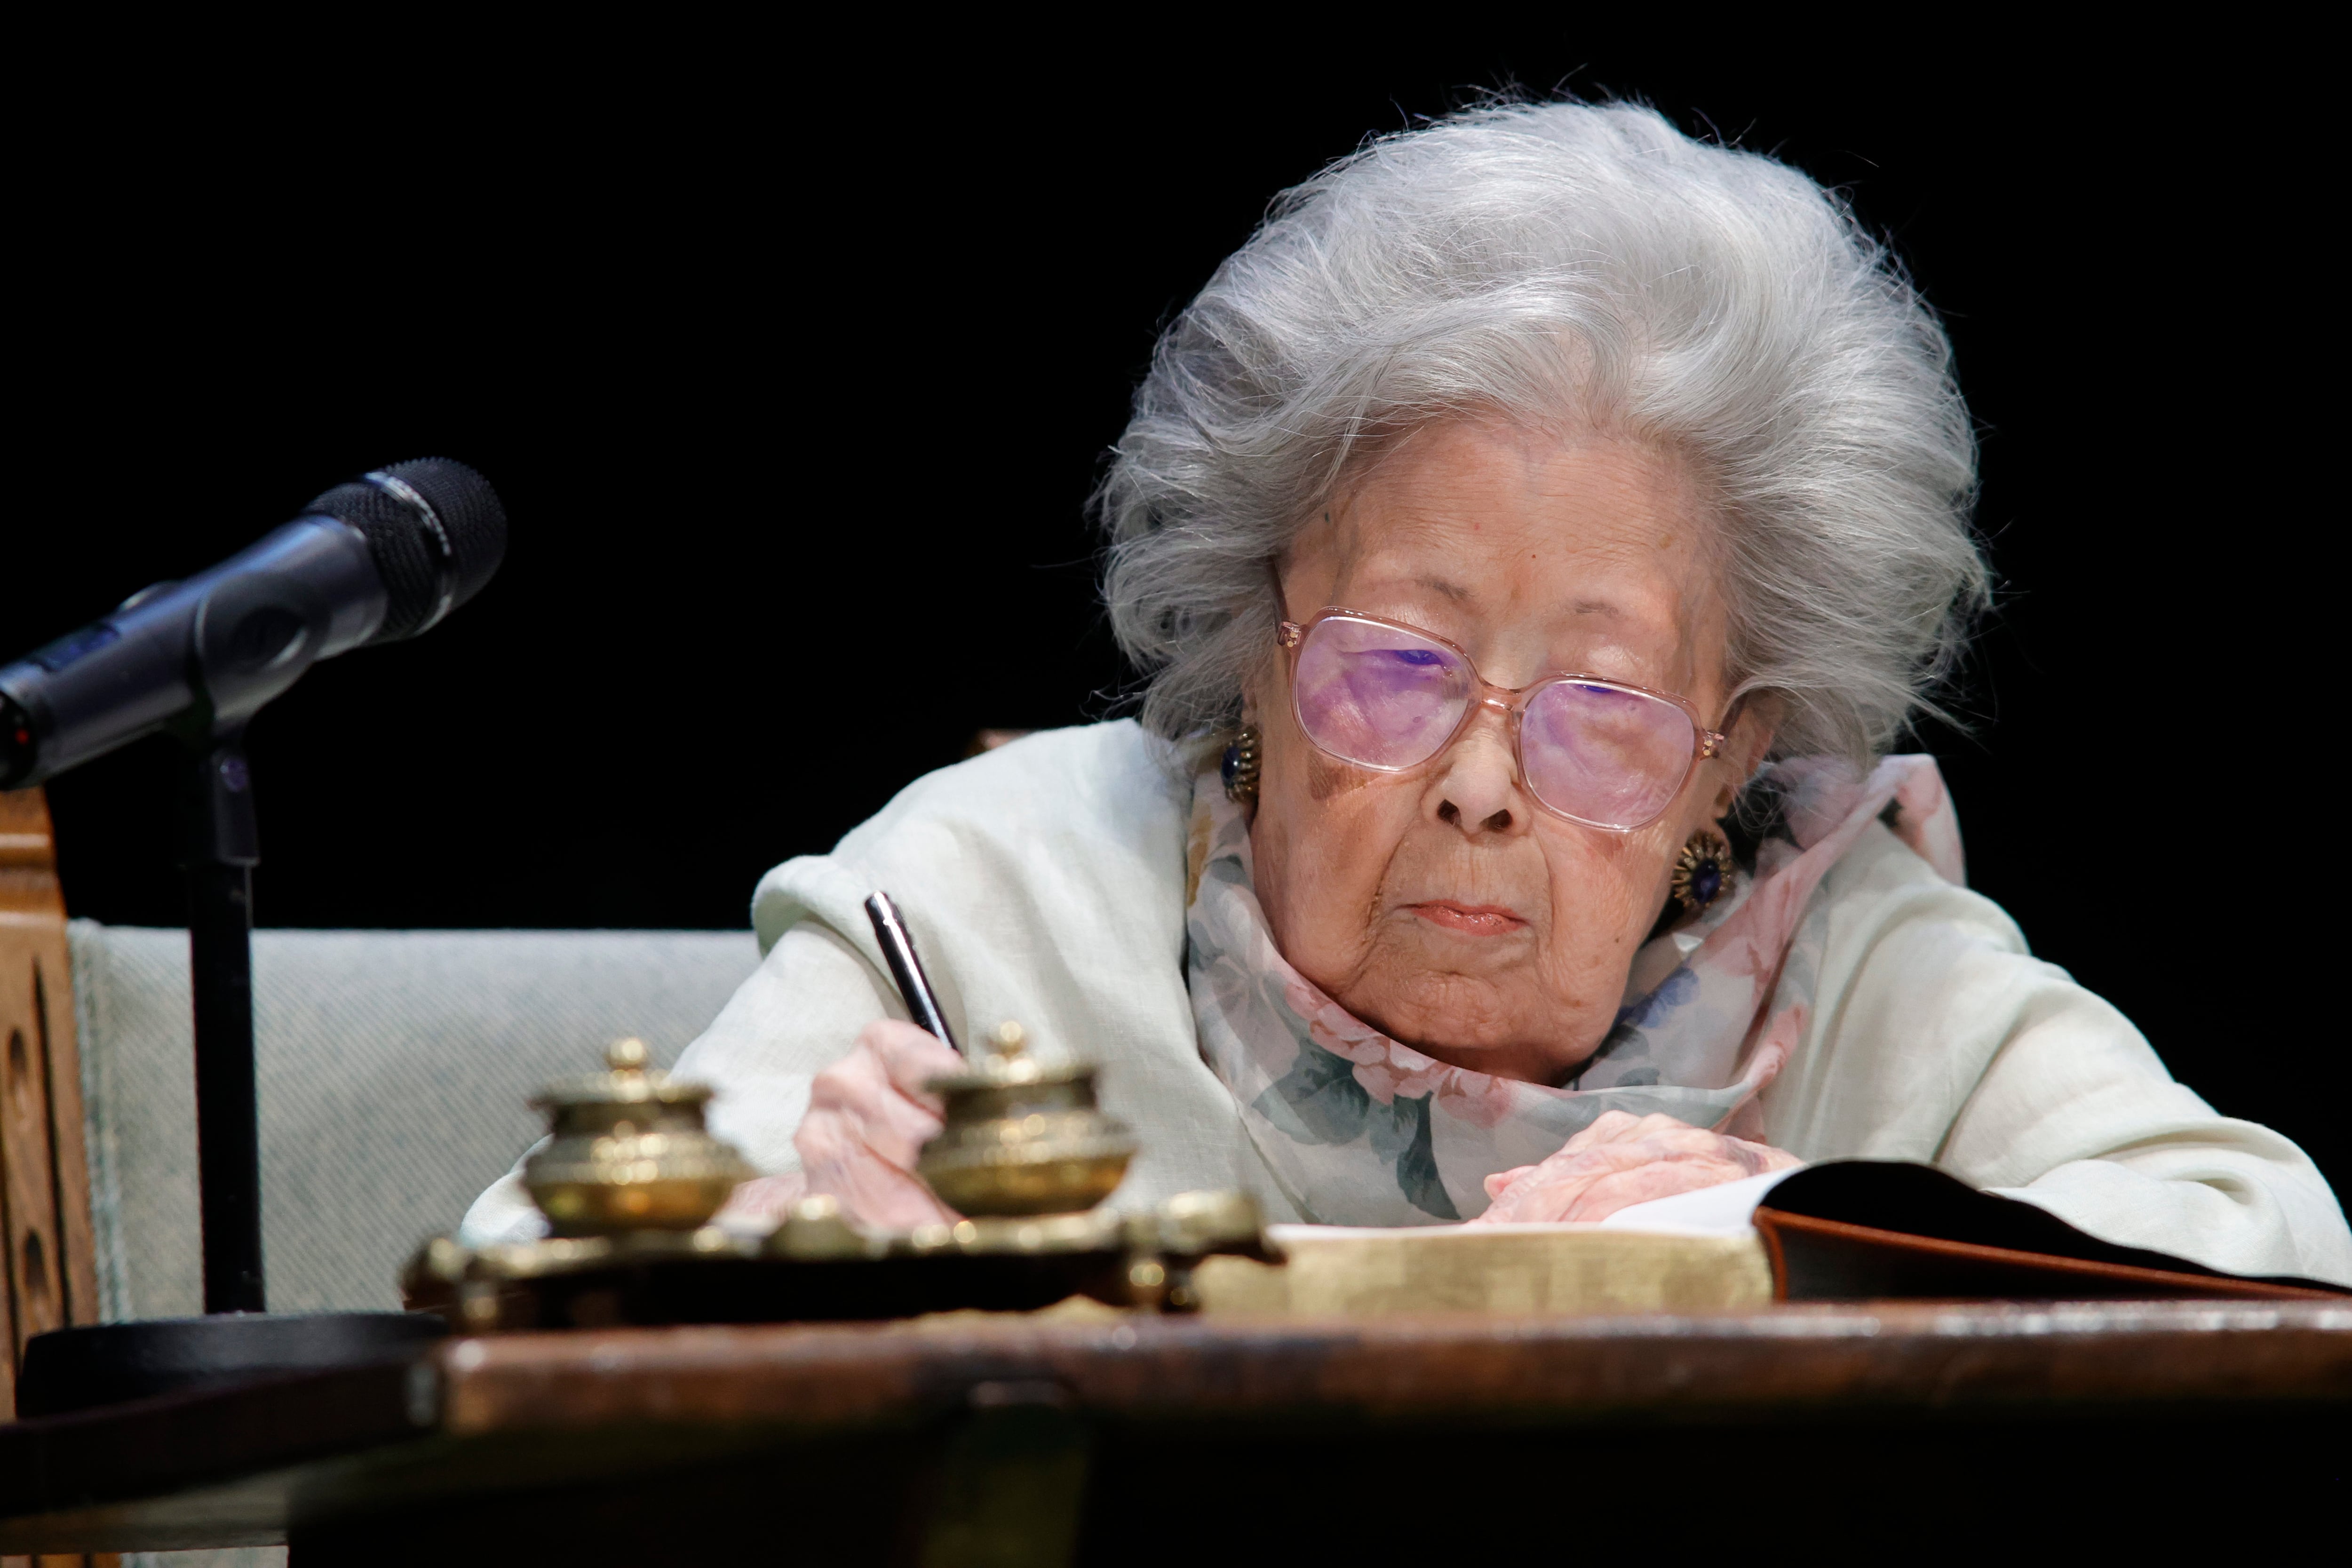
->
xmin=1097 ymin=100 xmax=1988 ymax=765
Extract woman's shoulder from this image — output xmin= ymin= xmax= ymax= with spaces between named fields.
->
xmin=1816 ymin=815 xmax=2026 ymax=956
xmin=751 ymin=720 xmax=1194 ymax=956
xmin=836 ymin=721 xmax=1190 ymax=860
xmin=1775 ymin=811 xmax=2105 ymax=1147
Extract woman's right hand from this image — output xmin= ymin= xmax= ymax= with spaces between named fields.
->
xmin=788 ymin=1017 xmax=965 ymax=1229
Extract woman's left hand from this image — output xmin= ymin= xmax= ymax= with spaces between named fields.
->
xmin=1470 ymin=1109 xmax=1801 ymax=1224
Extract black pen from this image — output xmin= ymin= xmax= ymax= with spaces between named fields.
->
xmin=863 ymin=891 xmax=961 ymax=1055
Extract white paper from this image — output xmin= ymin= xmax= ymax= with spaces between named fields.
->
xmin=1596 ymin=1166 xmax=1804 ymax=1236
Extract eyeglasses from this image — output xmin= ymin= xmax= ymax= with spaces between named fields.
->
xmin=1278 ymin=609 xmax=1729 ymax=832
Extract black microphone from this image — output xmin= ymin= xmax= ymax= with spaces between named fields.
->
xmin=0 ymin=458 xmax=507 ymax=788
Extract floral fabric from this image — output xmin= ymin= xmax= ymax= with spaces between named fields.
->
xmin=1183 ymin=754 xmax=1965 ymax=1225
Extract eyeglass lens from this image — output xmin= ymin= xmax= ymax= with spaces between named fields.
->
xmin=1292 ymin=615 xmax=1698 ymax=829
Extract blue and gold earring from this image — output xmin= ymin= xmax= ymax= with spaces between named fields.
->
xmin=1671 ymin=828 xmax=1735 ymax=915
xmin=1222 ymin=724 xmax=1262 ymax=804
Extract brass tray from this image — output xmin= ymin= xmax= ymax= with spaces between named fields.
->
xmin=405 ymin=1191 xmax=1277 ymax=1332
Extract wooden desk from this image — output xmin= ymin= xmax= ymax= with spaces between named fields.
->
xmin=6 ymin=1301 xmax=2349 ymax=1563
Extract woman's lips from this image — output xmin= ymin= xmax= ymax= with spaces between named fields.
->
xmin=1407 ymin=900 xmax=1529 ymax=936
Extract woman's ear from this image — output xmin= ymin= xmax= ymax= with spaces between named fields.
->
xmin=1708 ymin=772 xmax=1741 ymax=821
xmin=1709 ymin=701 xmax=1778 ymax=820
xmin=1238 ymin=661 xmax=1267 ymax=730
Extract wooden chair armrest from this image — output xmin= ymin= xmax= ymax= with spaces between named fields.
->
xmin=0 ymin=788 xmax=102 ymax=1419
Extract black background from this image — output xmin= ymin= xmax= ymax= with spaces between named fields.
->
xmin=14 ymin=30 xmax=2338 ymax=1193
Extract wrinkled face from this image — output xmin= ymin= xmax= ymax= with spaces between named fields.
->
xmin=1248 ymin=418 xmax=1768 ymax=1084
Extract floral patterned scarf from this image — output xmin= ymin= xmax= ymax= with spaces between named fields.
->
xmin=1183 ymin=754 xmax=1965 ymax=1225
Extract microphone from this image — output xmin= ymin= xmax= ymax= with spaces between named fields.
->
xmin=1 ymin=458 xmax=507 ymax=788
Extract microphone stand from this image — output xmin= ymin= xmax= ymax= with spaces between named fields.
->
xmin=9 ymin=731 xmax=446 ymax=1419
xmin=180 ymin=729 xmax=266 ymax=1314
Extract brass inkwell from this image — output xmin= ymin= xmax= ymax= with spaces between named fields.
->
xmin=524 ymin=1036 xmax=755 ymax=1234
xmin=406 ymin=1022 xmax=1273 ymax=1332
xmin=916 ymin=1020 xmax=1135 ymax=1216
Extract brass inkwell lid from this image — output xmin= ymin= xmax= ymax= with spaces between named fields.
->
xmin=523 ymin=1037 xmax=755 ymax=1235
xmin=915 ymin=1021 xmax=1137 ymax=1217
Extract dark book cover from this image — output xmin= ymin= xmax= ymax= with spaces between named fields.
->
xmin=1756 ymin=1162 xmax=2350 ymax=1301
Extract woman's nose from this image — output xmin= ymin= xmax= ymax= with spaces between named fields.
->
xmin=1428 ymin=709 xmax=1526 ymax=836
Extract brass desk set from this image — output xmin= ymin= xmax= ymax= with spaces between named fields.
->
xmin=405 ymin=1026 xmax=1277 ymax=1331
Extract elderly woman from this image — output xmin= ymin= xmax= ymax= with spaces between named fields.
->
xmin=468 ymin=102 xmax=2350 ymax=1279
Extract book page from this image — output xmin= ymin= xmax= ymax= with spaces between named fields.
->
xmin=1597 ymin=1166 xmax=1804 ymax=1236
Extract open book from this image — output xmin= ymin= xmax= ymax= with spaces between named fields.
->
xmin=1191 ymin=1161 xmax=2349 ymax=1316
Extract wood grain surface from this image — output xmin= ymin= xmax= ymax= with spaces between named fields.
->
xmin=0 ymin=787 xmax=100 ymax=1388
xmin=430 ymin=1299 xmax=2352 ymax=1431
xmin=0 ymin=789 xmax=110 ymax=1568
xmin=5 ymin=1300 xmax=2350 ymax=1555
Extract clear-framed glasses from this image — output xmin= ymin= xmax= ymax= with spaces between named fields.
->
xmin=1279 ymin=608 xmax=1730 ymax=833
